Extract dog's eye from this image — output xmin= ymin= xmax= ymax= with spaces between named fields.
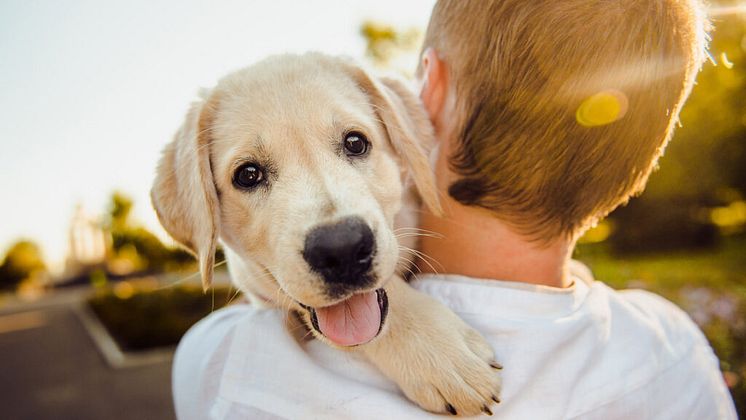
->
xmin=232 ymin=163 xmax=264 ymax=190
xmin=344 ymin=132 xmax=369 ymax=157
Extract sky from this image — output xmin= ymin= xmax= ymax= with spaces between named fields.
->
xmin=0 ymin=0 xmax=436 ymax=271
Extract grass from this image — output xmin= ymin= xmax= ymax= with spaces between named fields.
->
xmin=575 ymin=236 xmax=746 ymax=293
xmin=575 ymin=235 xmax=746 ymax=417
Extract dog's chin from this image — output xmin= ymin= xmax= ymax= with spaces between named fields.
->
xmin=297 ymin=288 xmax=389 ymax=348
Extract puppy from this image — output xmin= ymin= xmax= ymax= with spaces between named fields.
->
xmin=152 ymin=53 xmax=501 ymax=416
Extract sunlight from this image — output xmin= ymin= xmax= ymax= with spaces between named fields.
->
xmin=709 ymin=4 xmax=746 ymax=17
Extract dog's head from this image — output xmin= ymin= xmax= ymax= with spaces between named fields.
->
xmin=151 ymin=53 xmax=440 ymax=346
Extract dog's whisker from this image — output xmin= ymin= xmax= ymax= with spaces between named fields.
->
xmin=226 ymin=287 xmax=243 ymax=305
xmin=395 ymin=232 xmax=444 ymax=240
xmin=407 ymin=246 xmax=443 ymax=270
xmin=393 ymin=227 xmax=440 ymax=235
xmin=400 ymin=245 xmax=444 ymax=275
xmin=155 ymin=256 xmax=228 ymax=290
xmin=300 ymin=329 xmax=315 ymax=341
xmin=396 ymin=251 xmax=423 ymax=279
xmin=394 ymin=227 xmax=445 ymax=240
xmin=156 ymin=270 xmax=201 ymax=290
xmin=400 ymin=262 xmax=419 ymax=280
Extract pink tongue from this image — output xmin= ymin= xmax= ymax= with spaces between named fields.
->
xmin=315 ymin=290 xmax=381 ymax=346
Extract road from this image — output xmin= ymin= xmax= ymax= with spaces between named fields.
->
xmin=0 ymin=292 xmax=175 ymax=420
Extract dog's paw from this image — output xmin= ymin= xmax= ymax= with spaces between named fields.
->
xmin=396 ymin=316 xmax=502 ymax=416
xmin=362 ymin=282 xmax=502 ymax=416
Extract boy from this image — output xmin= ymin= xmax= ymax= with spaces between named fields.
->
xmin=173 ymin=0 xmax=737 ymax=418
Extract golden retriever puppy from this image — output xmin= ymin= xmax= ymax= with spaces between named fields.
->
xmin=152 ymin=53 xmax=501 ymax=416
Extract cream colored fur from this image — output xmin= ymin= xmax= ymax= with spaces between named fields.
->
xmin=152 ymin=53 xmax=501 ymax=416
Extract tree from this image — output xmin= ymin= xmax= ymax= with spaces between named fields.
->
xmin=606 ymin=10 xmax=746 ymax=252
xmin=360 ymin=21 xmax=422 ymax=73
xmin=0 ymin=240 xmax=46 ymax=291
xmin=104 ymin=191 xmax=194 ymax=273
xmin=109 ymin=191 xmax=134 ymax=231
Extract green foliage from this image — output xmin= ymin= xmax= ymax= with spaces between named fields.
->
xmin=110 ymin=226 xmax=194 ymax=272
xmin=645 ymin=12 xmax=746 ymax=200
xmin=608 ymin=197 xmax=719 ymax=254
xmin=109 ymin=191 xmax=134 ymax=231
xmin=360 ymin=21 xmax=422 ymax=70
xmin=0 ymin=240 xmax=46 ymax=290
xmin=105 ymin=191 xmax=195 ymax=273
xmin=88 ymin=285 xmax=234 ymax=351
xmin=608 ymin=12 xmax=746 ymax=250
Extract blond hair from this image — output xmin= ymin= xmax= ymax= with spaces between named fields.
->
xmin=422 ymin=0 xmax=709 ymax=240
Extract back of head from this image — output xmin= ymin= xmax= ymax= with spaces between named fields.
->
xmin=422 ymin=0 xmax=709 ymax=241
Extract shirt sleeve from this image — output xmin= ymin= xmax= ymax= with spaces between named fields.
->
xmin=172 ymin=304 xmax=254 ymax=420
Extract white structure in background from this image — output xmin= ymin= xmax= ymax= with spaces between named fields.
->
xmin=64 ymin=204 xmax=108 ymax=278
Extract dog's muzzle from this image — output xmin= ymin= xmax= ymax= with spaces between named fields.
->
xmin=300 ymin=288 xmax=388 ymax=347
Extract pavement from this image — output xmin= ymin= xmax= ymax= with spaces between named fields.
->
xmin=0 ymin=289 xmax=176 ymax=420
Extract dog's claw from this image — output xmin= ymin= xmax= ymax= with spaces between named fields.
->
xmin=490 ymin=361 xmax=503 ymax=370
xmin=492 ymin=395 xmax=501 ymax=404
xmin=446 ymin=403 xmax=457 ymax=415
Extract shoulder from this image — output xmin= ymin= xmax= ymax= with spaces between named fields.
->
xmin=587 ymin=282 xmax=714 ymax=375
xmin=172 ymin=304 xmax=266 ymax=420
xmin=174 ymin=303 xmax=259 ymax=370
xmin=611 ymin=286 xmax=709 ymax=349
xmin=571 ymin=283 xmax=736 ymax=419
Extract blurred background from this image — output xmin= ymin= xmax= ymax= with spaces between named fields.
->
xmin=0 ymin=0 xmax=744 ymax=418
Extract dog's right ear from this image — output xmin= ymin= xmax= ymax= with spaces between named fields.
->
xmin=338 ymin=62 xmax=443 ymax=217
xmin=151 ymin=92 xmax=220 ymax=290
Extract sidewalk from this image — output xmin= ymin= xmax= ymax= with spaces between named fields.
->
xmin=0 ymin=289 xmax=175 ymax=420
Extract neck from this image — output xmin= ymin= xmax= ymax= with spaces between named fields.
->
xmin=417 ymin=199 xmax=575 ymax=288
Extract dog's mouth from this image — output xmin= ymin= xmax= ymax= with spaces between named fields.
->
xmin=299 ymin=288 xmax=388 ymax=347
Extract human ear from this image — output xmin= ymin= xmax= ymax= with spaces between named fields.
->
xmin=418 ymin=48 xmax=448 ymax=127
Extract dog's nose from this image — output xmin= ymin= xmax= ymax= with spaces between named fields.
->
xmin=303 ymin=217 xmax=375 ymax=286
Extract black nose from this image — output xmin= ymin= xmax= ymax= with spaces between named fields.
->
xmin=302 ymin=217 xmax=375 ymax=286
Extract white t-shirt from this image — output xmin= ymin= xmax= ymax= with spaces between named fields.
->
xmin=172 ymin=263 xmax=736 ymax=419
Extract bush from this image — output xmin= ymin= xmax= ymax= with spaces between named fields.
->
xmin=88 ymin=284 xmax=235 ymax=351
xmin=608 ymin=197 xmax=719 ymax=255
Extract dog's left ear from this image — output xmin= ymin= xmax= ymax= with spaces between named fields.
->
xmin=344 ymin=65 xmax=443 ymax=216
xmin=151 ymin=92 xmax=221 ymax=291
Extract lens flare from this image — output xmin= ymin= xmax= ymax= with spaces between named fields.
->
xmin=709 ymin=4 xmax=746 ymax=17
xmin=721 ymin=52 xmax=734 ymax=69
xmin=576 ymin=89 xmax=629 ymax=127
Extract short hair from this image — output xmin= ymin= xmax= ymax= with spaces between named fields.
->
xmin=421 ymin=0 xmax=709 ymax=241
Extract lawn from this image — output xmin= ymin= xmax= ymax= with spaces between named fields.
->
xmin=575 ymin=235 xmax=746 ymax=417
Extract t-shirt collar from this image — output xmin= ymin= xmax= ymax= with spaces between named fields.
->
xmin=410 ymin=261 xmax=593 ymax=319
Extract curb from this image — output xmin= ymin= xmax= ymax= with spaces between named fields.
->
xmin=73 ymin=303 xmax=175 ymax=369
